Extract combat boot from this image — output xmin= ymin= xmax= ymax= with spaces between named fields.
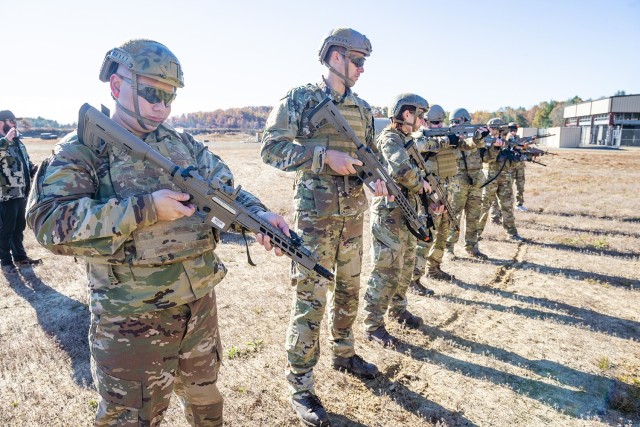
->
xmin=516 ymin=205 xmax=528 ymax=212
xmin=409 ymin=279 xmax=435 ymax=297
xmin=426 ymin=266 xmax=454 ymax=281
xmin=465 ymin=246 xmax=488 ymax=260
xmin=332 ymin=354 xmax=378 ymax=379
xmin=290 ymin=392 xmax=331 ymax=426
xmin=389 ymin=310 xmax=423 ymax=329
xmin=506 ymin=233 xmax=524 ymax=242
xmin=491 ymin=216 xmax=502 ymax=225
xmin=365 ymin=326 xmax=398 ymax=347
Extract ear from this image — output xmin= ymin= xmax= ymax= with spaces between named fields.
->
xmin=109 ymin=74 xmax=121 ymax=99
xmin=403 ymin=110 xmax=412 ymax=122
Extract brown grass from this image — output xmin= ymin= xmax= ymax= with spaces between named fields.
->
xmin=1 ymin=137 xmax=639 ymax=426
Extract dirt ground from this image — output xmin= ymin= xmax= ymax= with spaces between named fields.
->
xmin=0 ymin=136 xmax=638 ymax=426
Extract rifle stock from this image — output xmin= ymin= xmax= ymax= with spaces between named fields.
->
xmin=77 ymin=103 xmax=334 ymax=281
xmin=307 ymin=97 xmax=432 ymax=242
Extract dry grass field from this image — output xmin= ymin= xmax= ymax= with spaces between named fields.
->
xmin=1 ymin=136 xmax=639 ymax=427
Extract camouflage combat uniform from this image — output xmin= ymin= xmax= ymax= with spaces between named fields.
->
xmin=509 ymin=135 xmax=526 ymax=206
xmin=363 ymin=127 xmax=424 ymax=331
xmin=446 ymin=136 xmax=486 ymax=252
xmin=28 ymin=125 xmax=267 ymax=426
xmin=0 ymin=135 xmax=35 ymax=266
xmin=477 ymin=143 xmax=519 ymax=237
xmin=412 ymin=139 xmax=457 ymax=280
xmin=261 ymin=80 xmax=373 ymax=397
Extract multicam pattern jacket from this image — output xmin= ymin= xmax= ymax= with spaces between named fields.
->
xmin=372 ymin=127 xmax=423 ymax=212
xmin=0 ymin=136 xmax=34 ymax=201
xmin=27 ymin=124 xmax=266 ymax=315
xmin=261 ymin=79 xmax=374 ymax=217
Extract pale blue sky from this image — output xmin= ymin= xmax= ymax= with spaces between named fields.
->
xmin=5 ymin=0 xmax=639 ymax=124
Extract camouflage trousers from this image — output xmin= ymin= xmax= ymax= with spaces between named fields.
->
xmin=413 ymin=177 xmax=453 ymax=278
xmin=285 ymin=211 xmax=363 ymax=396
xmin=478 ymin=168 xmax=518 ymax=236
xmin=90 ymin=290 xmax=223 ymax=427
xmin=446 ymin=170 xmax=485 ymax=251
xmin=511 ymin=163 xmax=526 ymax=206
xmin=363 ymin=206 xmax=416 ymax=331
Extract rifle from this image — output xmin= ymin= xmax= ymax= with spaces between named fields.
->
xmin=421 ymin=123 xmax=490 ymax=139
xmin=403 ymin=139 xmax=459 ymax=231
xmin=307 ymin=96 xmax=433 ymax=243
xmin=77 ymin=103 xmax=334 ymax=281
xmin=509 ymin=135 xmax=558 ymax=166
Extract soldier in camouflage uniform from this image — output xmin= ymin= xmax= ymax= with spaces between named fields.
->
xmin=489 ymin=122 xmax=527 ymax=224
xmin=0 ymin=110 xmax=41 ymax=275
xmin=363 ymin=94 xmax=432 ymax=347
xmin=507 ymin=123 xmax=527 ymax=211
xmin=27 ymin=39 xmax=289 ymax=427
xmin=477 ymin=118 xmax=524 ymax=242
xmin=261 ymin=28 xmax=383 ymax=427
xmin=444 ymin=108 xmax=489 ymax=260
xmin=410 ymin=105 xmax=456 ymax=292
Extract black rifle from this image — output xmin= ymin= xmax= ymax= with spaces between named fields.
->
xmin=77 ymin=103 xmax=334 ymax=281
xmin=307 ymin=96 xmax=433 ymax=243
xmin=403 ymin=140 xmax=459 ymax=231
xmin=422 ymin=123 xmax=515 ymax=142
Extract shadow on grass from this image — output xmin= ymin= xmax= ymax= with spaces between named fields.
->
xmin=531 ymin=210 xmax=640 ymax=224
xmin=516 ymin=234 xmax=640 ymax=259
xmin=444 ymin=278 xmax=640 ymax=340
xmin=470 ymin=240 xmax=638 ymax=290
xmin=359 ymin=365 xmax=478 ymax=427
xmin=518 ymin=221 xmax=640 ymax=240
xmin=326 ymin=414 xmax=369 ymax=427
xmin=7 ymin=268 xmax=91 ymax=387
xmin=481 ymin=235 xmax=640 ymax=260
xmin=403 ymin=323 xmax=639 ymax=422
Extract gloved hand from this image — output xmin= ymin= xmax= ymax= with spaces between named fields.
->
xmin=475 ymin=127 xmax=490 ymax=139
xmin=447 ymin=134 xmax=460 ymax=147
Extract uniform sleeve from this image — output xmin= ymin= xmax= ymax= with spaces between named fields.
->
xmin=260 ymin=92 xmax=318 ymax=173
xmin=26 ymin=137 xmax=157 ymax=257
xmin=377 ymin=132 xmax=423 ymax=194
xmin=415 ymin=135 xmax=449 ymax=154
xmin=187 ymin=132 xmax=268 ymax=215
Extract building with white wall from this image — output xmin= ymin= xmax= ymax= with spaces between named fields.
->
xmin=563 ymin=94 xmax=640 ymax=147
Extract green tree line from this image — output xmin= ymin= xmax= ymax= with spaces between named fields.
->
xmin=19 ymin=90 xmax=629 ymax=131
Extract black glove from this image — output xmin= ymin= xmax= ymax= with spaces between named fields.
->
xmin=447 ymin=134 xmax=460 ymax=147
xmin=474 ymin=127 xmax=490 ymax=139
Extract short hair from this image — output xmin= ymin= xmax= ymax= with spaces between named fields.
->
xmin=324 ymin=46 xmax=346 ymax=64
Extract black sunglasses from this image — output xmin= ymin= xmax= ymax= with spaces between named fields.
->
xmin=340 ymin=52 xmax=366 ymax=68
xmin=117 ymin=75 xmax=177 ymax=106
xmin=430 ymin=121 xmax=442 ymax=125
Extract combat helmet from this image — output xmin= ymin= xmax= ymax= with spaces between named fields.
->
xmin=318 ymin=28 xmax=372 ymax=65
xmin=318 ymin=28 xmax=372 ymax=88
xmin=388 ymin=93 xmax=428 ymax=131
xmin=99 ymin=39 xmax=183 ymax=87
xmin=426 ymin=105 xmax=446 ymax=123
xmin=508 ymin=122 xmax=518 ymax=131
xmin=487 ymin=117 xmax=506 ymax=128
xmin=450 ymin=108 xmax=471 ymax=125
xmin=99 ymin=39 xmax=183 ymax=130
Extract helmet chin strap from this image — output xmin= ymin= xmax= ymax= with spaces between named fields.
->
xmin=117 ymin=73 xmax=161 ymax=130
xmin=325 ymin=51 xmax=356 ymax=88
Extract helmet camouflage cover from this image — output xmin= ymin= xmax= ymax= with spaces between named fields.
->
xmin=318 ymin=27 xmax=372 ymax=65
xmin=487 ymin=117 xmax=506 ymax=127
xmin=426 ymin=104 xmax=446 ymax=122
xmin=388 ymin=93 xmax=429 ymax=120
xmin=450 ymin=108 xmax=471 ymax=123
xmin=99 ymin=39 xmax=184 ymax=88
